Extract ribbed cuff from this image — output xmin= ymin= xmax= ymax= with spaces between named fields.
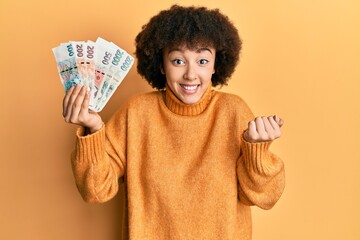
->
xmin=241 ymin=135 xmax=273 ymax=175
xmin=75 ymin=124 xmax=106 ymax=164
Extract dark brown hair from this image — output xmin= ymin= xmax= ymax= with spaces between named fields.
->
xmin=135 ymin=5 xmax=242 ymax=90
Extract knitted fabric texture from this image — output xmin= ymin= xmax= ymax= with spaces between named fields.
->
xmin=71 ymin=87 xmax=285 ymax=240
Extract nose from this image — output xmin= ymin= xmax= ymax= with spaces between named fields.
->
xmin=183 ymin=64 xmax=197 ymax=81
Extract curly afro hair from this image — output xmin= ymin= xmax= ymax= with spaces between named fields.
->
xmin=135 ymin=5 xmax=242 ymax=90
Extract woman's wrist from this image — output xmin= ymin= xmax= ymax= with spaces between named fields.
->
xmin=87 ymin=122 xmax=104 ymax=134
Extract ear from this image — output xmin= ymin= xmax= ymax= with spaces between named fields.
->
xmin=160 ymin=65 xmax=165 ymax=75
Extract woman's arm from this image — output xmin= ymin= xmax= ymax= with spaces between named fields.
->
xmin=63 ymin=84 xmax=126 ymax=203
xmin=237 ymin=116 xmax=285 ymax=209
xmin=71 ymin=123 xmax=126 ymax=203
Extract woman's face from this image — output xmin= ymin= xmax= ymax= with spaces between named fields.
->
xmin=162 ymin=45 xmax=215 ymax=105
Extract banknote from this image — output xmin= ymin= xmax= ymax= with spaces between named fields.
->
xmin=52 ymin=37 xmax=133 ymax=112
xmin=52 ymin=42 xmax=82 ymax=92
xmin=71 ymin=41 xmax=88 ymax=88
xmin=84 ymin=40 xmax=97 ymax=110
xmin=91 ymin=37 xmax=115 ymax=108
xmin=95 ymin=42 xmax=134 ymax=111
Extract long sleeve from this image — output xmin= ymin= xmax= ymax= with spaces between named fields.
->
xmin=70 ymin=108 xmax=127 ymax=203
xmin=237 ymin=137 xmax=285 ymax=210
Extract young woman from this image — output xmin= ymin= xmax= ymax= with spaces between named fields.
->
xmin=63 ymin=5 xmax=285 ymax=240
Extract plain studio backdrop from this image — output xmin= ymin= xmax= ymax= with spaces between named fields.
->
xmin=0 ymin=0 xmax=359 ymax=239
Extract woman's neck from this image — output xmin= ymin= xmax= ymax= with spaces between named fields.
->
xmin=164 ymin=84 xmax=213 ymax=116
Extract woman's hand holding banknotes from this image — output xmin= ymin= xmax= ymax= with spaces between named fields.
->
xmin=63 ymin=84 xmax=103 ymax=134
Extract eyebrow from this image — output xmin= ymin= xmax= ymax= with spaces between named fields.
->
xmin=167 ymin=47 xmax=213 ymax=55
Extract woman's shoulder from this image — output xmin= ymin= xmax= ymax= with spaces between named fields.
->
xmin=127 ymin=91 xmax=161 ymax=105
xmin=109 ymin=91 xmax=162 ymax=121
xmin=211 ymin=90 xmax=254 ymax=120
xmin=213 ymin=90 xmax=250 ymax=108
xmin=116 ymin=91 xmax=162 ymax=113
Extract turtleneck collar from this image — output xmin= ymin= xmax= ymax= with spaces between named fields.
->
xmin=164 ymin=84 xmax=213 ymax=116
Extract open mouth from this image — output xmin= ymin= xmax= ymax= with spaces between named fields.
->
xmin=180 ymin=84 xmax=200 ymax=91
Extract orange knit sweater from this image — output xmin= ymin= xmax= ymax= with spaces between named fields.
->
xmin=71 ymin=86 xmax=285 ymax=240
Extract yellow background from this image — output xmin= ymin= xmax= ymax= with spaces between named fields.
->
xmin=1 ymin=0 xmax=359 ymax=239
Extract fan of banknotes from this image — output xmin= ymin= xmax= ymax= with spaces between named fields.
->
xmin=52 ymin=37 xmax=134 ymax=112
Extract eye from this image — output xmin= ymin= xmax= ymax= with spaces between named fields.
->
xmin=199 ymin=59 xmax=209 ymax=65
xmin=172 ymin=59 xmax=185 ymax=65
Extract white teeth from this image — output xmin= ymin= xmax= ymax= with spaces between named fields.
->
xmin=182 ymin=85 xmax=198 ymax=90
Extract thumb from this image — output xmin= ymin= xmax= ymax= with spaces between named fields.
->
xmin=273 ymin=115 xmax=284 ymax=127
